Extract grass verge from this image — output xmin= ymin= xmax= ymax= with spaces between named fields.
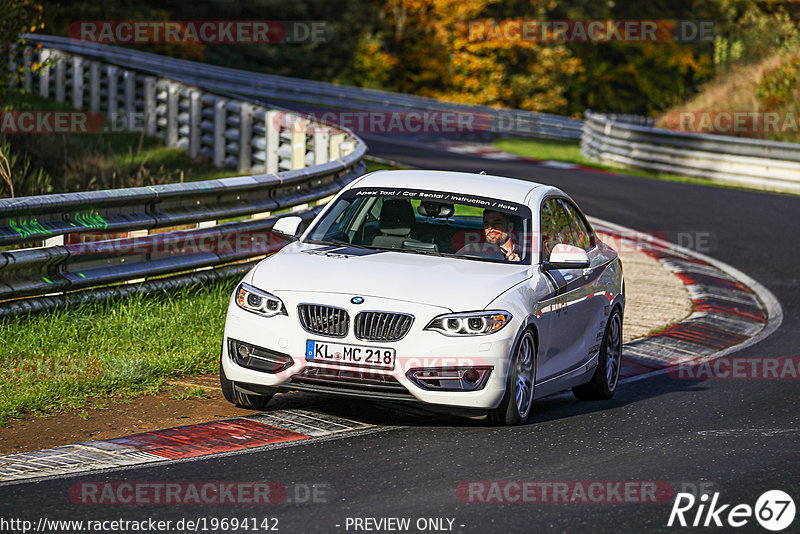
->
xmin=0 ymin=277 xmax=239 ymax=425
xmin=494 ymin=137 xmax=781 ymax=194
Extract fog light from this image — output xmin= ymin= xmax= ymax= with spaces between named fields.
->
xmin=228 ymin=339 xmax=294 ymax=374
xmin=406 ymin=366 xmax=493 ymax=391
xmin=462 ymin=367 xmax=481 ymax=383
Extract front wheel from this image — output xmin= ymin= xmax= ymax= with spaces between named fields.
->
xmin=573 ymin=307 xmax=622 ymax=400
xmin=487 ymin=330 xmax=536 ymax=426
xmin=219 ymin=359 xmax=274 ymax=410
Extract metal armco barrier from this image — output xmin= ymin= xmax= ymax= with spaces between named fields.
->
xmin=0 ymin=259 xmax=261 ymax=319
xmin=14 ymin=43 xmax=355 ymax=174
xmin=2 ymin=39 xmax=367 ymax=315
xmin=23 ymin=35 xmax=584 ymax=140
xmin=0 ymin=161 xmax=364 ymax=309
xmin=0 ymin=160 xmax=360 ymax=247
xmin=0 ymin=202 xmax=334 ymax=302
xmin=581 ymin=111 xmax=800 ymax=194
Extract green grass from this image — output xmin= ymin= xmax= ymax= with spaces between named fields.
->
xmin=494 ymin=137 xmax=588 ymax=164
xmin=170 ymin=385 xmax=210 ymax=400
xmin=494 ymin=137 xmax=783 ymax=194
xmin=364 ymin=157 xmax=409 ymax=173
xmin=0 ymin=278 xmax=239 ymax=425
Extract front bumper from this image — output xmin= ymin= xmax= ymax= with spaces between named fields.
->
xmin=221 ymin=291 xmax=517 ymax=410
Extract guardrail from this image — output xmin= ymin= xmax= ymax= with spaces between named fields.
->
xmin=23 ymin=35 xmax=584 ymax=140
xmin=581 ymin=111 xmax=800 ymax=194
xmin=12 ymin=44 xmax=356 ymax=174
xmin=2 ymin=41 xmax=367 ymax=316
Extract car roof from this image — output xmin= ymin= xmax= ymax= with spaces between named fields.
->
xmin=349 ymin=170 xmax=552 ymax=205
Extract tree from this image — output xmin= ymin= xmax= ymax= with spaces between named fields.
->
xmin=351 ymin=0 xmax=581 ymax=113
xmin=0 ymin=0 xmax=44 ymax=102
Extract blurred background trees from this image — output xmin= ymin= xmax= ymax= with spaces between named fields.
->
xmin=15 ymin=0 xmax=800 ymax=118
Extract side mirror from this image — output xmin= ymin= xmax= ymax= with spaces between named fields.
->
xmin=272 ymin=216 xmax=303 ymax=241
xmin=543 ymin=243 xmax=590 ymax=270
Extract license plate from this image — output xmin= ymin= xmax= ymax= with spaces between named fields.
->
xmin=305 ymin=340 xmax=395 ymax=370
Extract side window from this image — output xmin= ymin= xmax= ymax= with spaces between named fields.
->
xmin=559 ymin=199 xmax=593 ymax=251
xmin=540 ymin=198 xmax=572 ymax=260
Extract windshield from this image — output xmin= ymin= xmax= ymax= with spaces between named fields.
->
xmin=305 ymin=187 xmax=532 ymax=264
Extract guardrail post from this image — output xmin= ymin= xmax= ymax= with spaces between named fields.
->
xmin=126 ymin=229 xmax=150 ymax=284
xmin=166 ymin=82 xmax=178 ymax=147
xmin=340 ymin=141 xmax=355 ymax=157
xmin=238 ymin=102 xmax=253 ymax=173
xmin=265 ymin=110 xmax=280 ymax=173
xmin=144 ymin=76 xmax=156 ymax=136
xmin=55 ymin=53 xmax=65 ymax=103
xmin=89 ymin=61 xmax=100 ymax=110
xmin=71 ymin=56 xmax=83 ymax=109
xmin=107 ymin=65 xmax=118 ymax=116
xmin=291 ymin=118 xmax=306 ymax=170
xmin=38 ymin=48 xmax=50 ymax=97
xmin=213 ymin=97 xmax=226 ymax=167
xmin=124 ymin=70 xmax=136 ymax=131
xmin=329 ymin=133 xmax=344 ymax=160
xmin=313 ymin=128 xmax=330 ymax=164
xmin=189 ymin=90 xmax=201 ymax=159
xmin=44 ymin=235 xmax=64 ymax=247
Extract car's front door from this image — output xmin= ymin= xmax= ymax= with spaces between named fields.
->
xmin=537 ymin=197 xmax=600 ymax=381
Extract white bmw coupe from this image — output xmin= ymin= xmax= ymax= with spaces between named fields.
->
xmin=220 ymin=170 xmax=624 ymax=425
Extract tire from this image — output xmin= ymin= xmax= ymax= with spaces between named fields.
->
xmin=487 ymin=330 xmax=536 ymax=426
xmin=219 ymin=359 xmax=274 ymax=410
xmin=573 ymin=307 xmax=622 ymax=401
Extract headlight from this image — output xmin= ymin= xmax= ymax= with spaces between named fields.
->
xmin=424 ymin=311 xmax=512 ymax=336
xmin=235 ymin=282 xmax=287 ymax=317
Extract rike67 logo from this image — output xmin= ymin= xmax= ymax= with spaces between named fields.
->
xmin=668 ymin=490 xmax=795 ymax=531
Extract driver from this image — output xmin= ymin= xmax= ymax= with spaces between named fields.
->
xmin=457 ymin=209 xmax=521 ymax=262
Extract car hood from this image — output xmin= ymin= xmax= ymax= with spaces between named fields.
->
xmin=250 ymin=242 xmax=531 ymax=311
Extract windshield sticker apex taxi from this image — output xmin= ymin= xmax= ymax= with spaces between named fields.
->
xmin=350 ymin=188 xmax=527 ymax=216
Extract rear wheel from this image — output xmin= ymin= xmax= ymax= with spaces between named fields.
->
xmin=573 ymin=307 xmax=622 ymax=400
xmin=219 ymin=359 xmax=274 ymax=410
xmin=487 ymin=330 xmax=536 ymax=426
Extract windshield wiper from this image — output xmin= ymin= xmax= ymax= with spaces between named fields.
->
xmin=305 ymin=239 xmax=374 ymax=250
xmin=399 ymin=248 xmax=472 ymax=260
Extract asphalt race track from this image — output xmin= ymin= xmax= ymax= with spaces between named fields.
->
xmin=1 ymin=135 xmax=798 ymax=533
